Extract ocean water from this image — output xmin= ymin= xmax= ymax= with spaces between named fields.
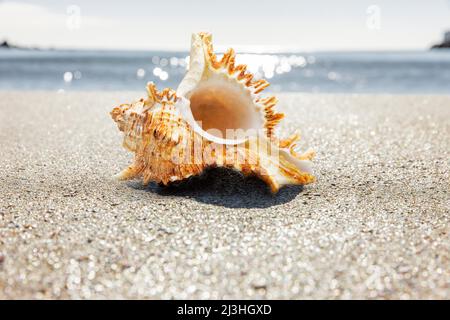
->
xmin=1 ymin=49 xmax=450 ymax=94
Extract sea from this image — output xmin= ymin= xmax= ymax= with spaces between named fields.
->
xmin=1 ymin=49 xmax=450 ymax=94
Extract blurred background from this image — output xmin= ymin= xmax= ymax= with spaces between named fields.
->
xmin=1 ymin=0 xmax=450 ymax=93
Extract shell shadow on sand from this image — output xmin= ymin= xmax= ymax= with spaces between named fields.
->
xmin=127 ymin=167 xmax=303 ymax=209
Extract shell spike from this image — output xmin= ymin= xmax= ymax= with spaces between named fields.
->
xmin=234 ymin=64 xmax=248 ymax=80
xmin=220 ymin=48 xmax=236 ymax=70
xmin=292 ymin=148 xmax=316 ymax=161
xmin=115 ymin=164 xmax=140 ymax=181
xmin=279 ymin=132 xmax=301 ymax=149
xmin=145 ymin=82 xmax=158 ymax=106
xmin=252 ymin=79 xmax=270 ymax=93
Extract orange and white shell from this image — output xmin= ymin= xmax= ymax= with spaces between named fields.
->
xmin=111 ymin=32 xmax=315 ymax=193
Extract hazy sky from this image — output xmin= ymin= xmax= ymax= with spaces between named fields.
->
xmin=1 ymin=0 xmax=449 ymax=51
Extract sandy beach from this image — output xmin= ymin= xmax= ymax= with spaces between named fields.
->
xmin=0 ymin=91 xmax=448 ymax=299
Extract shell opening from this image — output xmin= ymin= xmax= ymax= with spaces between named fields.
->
xmin=187 ymin=75 xmax=264 ymax=141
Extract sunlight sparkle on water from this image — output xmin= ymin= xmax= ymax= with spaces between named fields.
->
xmin=63 ymin=71 xmax=73 ymax=83
xmin=153 ymin=67 xmax=162 ymax=76
xmin=136 ymin=68 xmax=146 ymax=78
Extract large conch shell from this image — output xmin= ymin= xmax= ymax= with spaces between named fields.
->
xmin=111 ymin=32 xmax=315 ymax=193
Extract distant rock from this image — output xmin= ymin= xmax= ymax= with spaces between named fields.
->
xmin=431 ymin=42 xmax=450 ymax=49
xmin=431 ymin=31 xmax=450 ymax=49
xmin=0 ymin=40 xmax=22 ymax=50
xmin=0 ymin=40 xmax=42 ymax=51
xmin=0 ymin=40 xmax=12 ymax=49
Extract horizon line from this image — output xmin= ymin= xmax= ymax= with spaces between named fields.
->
xmin=0 ymin=41 xmax=436 ymax=54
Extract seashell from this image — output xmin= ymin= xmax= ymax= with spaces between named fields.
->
xmin=111 ymin=32 xmax=315 ymax=193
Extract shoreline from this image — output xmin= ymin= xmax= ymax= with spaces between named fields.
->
xmin=0 ymin=91 xmax=449 ymax=299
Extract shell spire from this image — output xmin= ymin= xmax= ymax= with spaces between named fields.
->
xmin=111 ymin=32 xmax=315 ymax=193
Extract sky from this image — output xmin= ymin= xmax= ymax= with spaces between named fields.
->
xmin=0 ymin=0 xmax=450 ymax=51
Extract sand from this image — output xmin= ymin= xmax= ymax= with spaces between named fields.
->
xmin=0 ymin=91 xmax=449 ymax=299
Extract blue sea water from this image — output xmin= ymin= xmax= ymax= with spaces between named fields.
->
xmin=1 ymin=49 xmax=450 ymax=94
